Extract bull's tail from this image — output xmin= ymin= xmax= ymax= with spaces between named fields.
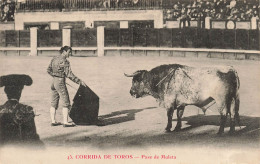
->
xmin=235 ymin=93 xmax=241 ymax=128
xmin=233 ymin=68 xmax=241 ymax=128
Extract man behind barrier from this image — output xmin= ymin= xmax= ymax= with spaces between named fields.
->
xmin=47 ymin=46 xmax=87 ymax=127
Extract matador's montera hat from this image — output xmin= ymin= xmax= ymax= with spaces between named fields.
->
xmin=0 ymin=74 xmax=33 ymax=87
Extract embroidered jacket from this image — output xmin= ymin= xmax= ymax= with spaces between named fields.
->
xmin=47 ymin=56 xmax=81 ymax=84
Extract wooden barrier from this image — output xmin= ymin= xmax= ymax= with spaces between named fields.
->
xmin=0 ymin=27 xmax=259 ymax=59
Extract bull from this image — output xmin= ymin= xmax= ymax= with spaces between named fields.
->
xmin=125 ymin=64 xmax=240 ymax=135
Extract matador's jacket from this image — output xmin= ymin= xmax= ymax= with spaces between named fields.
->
xmin=0 ymin=99 xmax=40 ymax=143
xmin=47 ymin=55 xmax=81 ymax=84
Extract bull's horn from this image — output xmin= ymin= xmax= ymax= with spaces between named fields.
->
xmin=124 ymin=71 xmax=141 ymax=77
xmin=124 ymin=70 xmax=146 ymax=77
xmin=124 ymin=73 xmax=135 ymax=77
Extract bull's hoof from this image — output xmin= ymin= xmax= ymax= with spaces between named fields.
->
xmin=165 ymin=128 xmax=172 ymax=133
xmin=217 ymin=131 xmax=224 ymax=136
xmin=173 ymin=127 xmax=181 ymax=132
xmin=165 ymin=125 xmax=172 ymax=131
xmin=165 ymin=130 xmax=172 ymax=133
xmin=228 ymin=130 xmax=236 ymax=136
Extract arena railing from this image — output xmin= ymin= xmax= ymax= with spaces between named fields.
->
xmin=103 ymin=47 xmax=260 ymax=57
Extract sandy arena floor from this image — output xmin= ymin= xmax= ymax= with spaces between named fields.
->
xmin=0 ymin=55 xmax=259 ymax=164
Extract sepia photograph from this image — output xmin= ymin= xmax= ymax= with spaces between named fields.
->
xmin=0 ymin=0 xmax=259 ymax=163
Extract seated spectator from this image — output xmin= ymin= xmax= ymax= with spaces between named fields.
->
xmin=252 ymin=10 xmax=259 ymax=19
xmin=210 ymin=8 xmax=217 ymax=18
xmin=110 ymin=0 xmax=119 ymax=8
xmin=237 ymin=12 xmax=247 ymax=21
xmin=215 ymin=8 xmax=225 ymax=19
xmin=215 ymin=0 xmax=225 ymax=13
xmin=172 ymin=4 xmax=181 ymax=20
xmin=166 ymin=9 xmax=173 ymax=20
xmin=179 ymin=7 xmax=191 ymax=27
xmin=1 ymin=0 xmax=15 ymax=22
xmin=103 ymin=0 xmax=111 ymax=8
xmin=245 ymin=8 xmax=254 ymax=19
xmin=230 ymin=0 xmax=237 ymax=8
xmin=191 ymin=0 xmax=198 ymax=9
xmin=190 ymin=8 xmax=198 ymax=20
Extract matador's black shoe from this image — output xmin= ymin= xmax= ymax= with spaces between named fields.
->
xmin=63 ymin=123 xmax=76 ymax=127
xmin=51 ymin=122 xmax=62 ymax=126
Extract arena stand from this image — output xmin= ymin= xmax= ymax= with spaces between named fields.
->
xmin=2 ymin=0 xmax=259 ymax=22
xmin=0 ymin=0 xmax=259 ymax=59
xmin=164 ymin=0 xmax=259 ymax=22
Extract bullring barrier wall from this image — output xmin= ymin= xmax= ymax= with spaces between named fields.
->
xmin=0 ymin=27 xmax=259 ymax=60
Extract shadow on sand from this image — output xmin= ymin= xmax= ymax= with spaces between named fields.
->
xmin=42 ymin=113 xmax=260 ymax=148
xmin=99 ymin=107 xmax=157 ymax=125
xmin=42 ymin=107 xmax=156 ymax=143
xmin=176 ymin=115 xmax=260 ymax=135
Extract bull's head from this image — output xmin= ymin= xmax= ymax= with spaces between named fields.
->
xmin=124 ymin=70 xmax=151 ymax=98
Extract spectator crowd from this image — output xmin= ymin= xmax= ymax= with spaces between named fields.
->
xmin=0 ymin=0 xmax=15 ymax=22
xmin=164 ymin=0 xmax=259 ymax=22
xmin=1 ymin=0 xmax=259 ymax=23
